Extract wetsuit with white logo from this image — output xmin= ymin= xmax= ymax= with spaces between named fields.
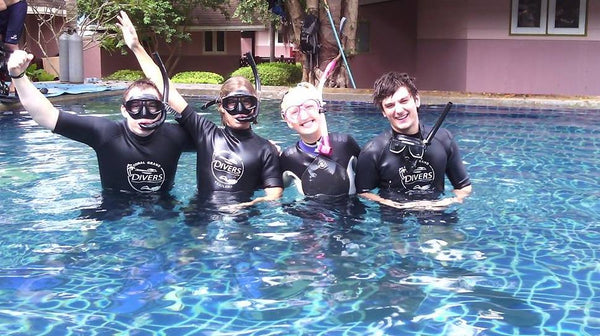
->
xmin=355 ymin=125 xmax=470 ymax=201
xmin=176 ymin=105 xmax=283 ymax=202
xmin=280 ymin=132 xmax=360 ymax=197
xmin=53 ymin=111 xmax=193 ymax=193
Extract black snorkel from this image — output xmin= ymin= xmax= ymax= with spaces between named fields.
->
xmin=238 ymin=51 xmax=261 ymax=123
xmin=423 ymin=102 xmax=453 ymax=147
xmin=139 ymin=51 xmax=169 ymax=130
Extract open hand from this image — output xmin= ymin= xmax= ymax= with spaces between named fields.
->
xmin=116 ymin=11 xmax=140 ymax=50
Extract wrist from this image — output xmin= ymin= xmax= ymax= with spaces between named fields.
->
xmin=9 ymin=71 xmax=26 ymax=79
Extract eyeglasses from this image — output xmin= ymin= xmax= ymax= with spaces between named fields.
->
xmin=282 ymin=99 xmax=321 ymax=123
xmin=221 ymin=94 xmax=258 ymax=114
xmin=124 ymin=99 xmax=164 ymax=115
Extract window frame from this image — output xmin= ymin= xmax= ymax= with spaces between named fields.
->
xmin=204 ymin=31 xmax=227 ymax=54
xmin=510 ymin=0 xmax=587 ymax=36
xmin=547 ymin=0 xmax=587 ymax=35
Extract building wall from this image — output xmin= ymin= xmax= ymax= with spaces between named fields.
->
xmin=100 ymin=31 xmax=245 ymax=79
xmin=416 ymin=0 xmax=600 ymax=95
xmin=353 ymin=0 xmax=418 ymax=89
xmin=253 ymin=30 xmax=294 ymax=58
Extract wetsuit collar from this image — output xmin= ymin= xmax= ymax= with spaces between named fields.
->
xmin=225 ymin=125 xmax=253 ymax=139
xmin=298 ymin=139 xmax=320 ymax=155
xmin=123 ymin=119 xmax=156 ymax=142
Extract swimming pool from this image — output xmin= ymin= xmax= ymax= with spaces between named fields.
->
xmin=0 ymin=96 xmax=599 ymax=335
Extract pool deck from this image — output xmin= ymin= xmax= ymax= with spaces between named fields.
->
xmin=2 ymin=81 xmax=600 ymax=113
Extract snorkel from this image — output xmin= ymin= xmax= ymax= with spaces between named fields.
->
xmin=239 ymin=51 xmax=261 ymax=123
xmin=314 ymin=16 xmax=348 ymax=157
xmin=138 ymin=51 xmax=169 ymax=130
xmin=315 ymin=57 xmax=338 ymax=156
xmin=423 ymin=102 xmax=453 ymax=146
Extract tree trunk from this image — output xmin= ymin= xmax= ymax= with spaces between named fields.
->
xmin=285 ymin=0 xmax=358 ymax=88
xmin=64 ymin=0 xmax=78 ymax=31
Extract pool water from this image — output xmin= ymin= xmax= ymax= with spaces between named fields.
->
xmin=0 ymin=97 xmax=599 ymax=335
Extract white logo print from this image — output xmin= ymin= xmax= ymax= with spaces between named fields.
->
xmin=211 ymin=151 xmax=244 ymax=188
xmin=399 ymin=160 xmax=435 ymax=193
xmin=127 ymin=161 xmax=165 ymax=193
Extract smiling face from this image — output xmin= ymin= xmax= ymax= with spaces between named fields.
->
xmin=121 ymin=86 xmax=163 ymax=136
xmin=281 ymin=83 xmax=323 ymax=144
xmin=380 ymin=86 xmax=421 ymax=135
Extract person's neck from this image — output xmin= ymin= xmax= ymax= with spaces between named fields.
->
xmin=300 ymin=131 xmax=322 ymax=145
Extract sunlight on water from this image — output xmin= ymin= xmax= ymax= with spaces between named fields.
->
xmin=0 ymin=96 xmax=599 ymax=335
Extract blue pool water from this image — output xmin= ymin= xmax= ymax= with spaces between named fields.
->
xmin=0 ymin=96 xmax=599 ymax=335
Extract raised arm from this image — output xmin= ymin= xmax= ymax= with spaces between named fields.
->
xmin=8 ymin=50 xmax=59 ymax=130
xmin=116 ymin=11 xmax=188 ymax=113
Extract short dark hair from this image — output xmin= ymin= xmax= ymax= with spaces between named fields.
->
xmin=373 ymin=72 xmax=418 ymax=110
xmin=122 ymin=79 xmax=162 ymax=103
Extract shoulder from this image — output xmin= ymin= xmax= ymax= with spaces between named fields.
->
xmin=281 ymin=142 xmax=300 ymax=158
xmin=363 ymin=129 xmax=391 ymax=152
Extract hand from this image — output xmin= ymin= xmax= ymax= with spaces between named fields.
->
xmin=116 ymin=11 xmax=140 ymax=50
xmin=7 ymin=50 xmax=33 ymax=78
xmin=385 ymin=197 xmax=460 ymax=211
xmin=218 ymin=202 xmax=252 ymax=214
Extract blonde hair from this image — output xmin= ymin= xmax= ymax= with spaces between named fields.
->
xmin=220 ymin=76 xmax=256 ymax=98
xmin=280 ymin=82 xmax=322 ymax=112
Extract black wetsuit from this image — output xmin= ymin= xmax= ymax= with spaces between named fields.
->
xmin=176 ymin=105 xmax=283 ymax=202
xmin=53 ymin=111 xmax=193 ymax=193
xmin=279 ymin=132 xmax=360 ymax=197
xmin=355 ymin=125 xmax=471 ymax=201
xmin=0 ymin=0 xmax=27 ymax=45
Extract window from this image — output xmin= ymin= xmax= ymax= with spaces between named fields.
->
xmin=204 ymin=31 xmax=226 ymax=53
xmin=276 ymin=31 xmax=285 ymax=45
xmin=510 ymin=0 xmax=587 ymax=35
xmin=356 ymin=21 xmax=370 ymax=53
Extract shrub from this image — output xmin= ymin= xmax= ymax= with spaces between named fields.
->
xmin=26 ymin=64 xmax=57 ymax=82
xmin=171 ymin=71 xmax=224 ymax=84
xmin=231 ymin=62 xmax=302 ymax=86
xmin=105 ymin=69 xmax=145 ymax=81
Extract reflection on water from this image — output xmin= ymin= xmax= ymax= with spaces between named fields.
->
xmin=0 ymin=97 xmax=599 ymax=335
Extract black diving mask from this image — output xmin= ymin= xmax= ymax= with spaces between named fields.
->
xmin=389 ymin=133 xmax=425 ymax=159
xmin=220 ymin=91 xmax=258 ymax=122
xmin=124 ymin=94 xmax=165 ymax=120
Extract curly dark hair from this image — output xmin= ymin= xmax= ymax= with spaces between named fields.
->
xmin=372 ymin=72 xmax=418 ymax=110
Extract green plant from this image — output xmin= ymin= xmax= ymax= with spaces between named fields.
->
xmin=171 ymin=71 xmax=224 ymax=84
xmin=25 ymin=64 xmax=57 ymax=82
xmin=105 ymin=70 xmax=145 ymax=81
xmin=231 ymin=62 xmax=302 ymax=86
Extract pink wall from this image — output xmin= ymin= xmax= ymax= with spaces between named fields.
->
xmin=465 ymin=40 xmax=600 ymax=95
xmin=82 ymin=39 xmax=102 ymax=79
xmin=415 ymin=39 xmax=468 ymax=92
xmin=254 ymin=31 xmax=294 ymax=58
xmin=352 ymin=0 xmax=418 ymax=89
xmin=100 ymin=31 xmax=244 ymax=78
xmin=415 ymin=0 xmax=600 ymax=95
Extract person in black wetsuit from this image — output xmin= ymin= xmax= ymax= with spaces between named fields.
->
xmin=355 ymin=72 xmax=472 ymax=213
xmin=118 ymin=11 xmax=283 ymax=216
xmin=279 ymin=82 xmax=360 ymax=197
xmin=7 ymin=50 xmax=194 ymax=195
xmin=0 ymin=0 xmax=27 ymax=94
